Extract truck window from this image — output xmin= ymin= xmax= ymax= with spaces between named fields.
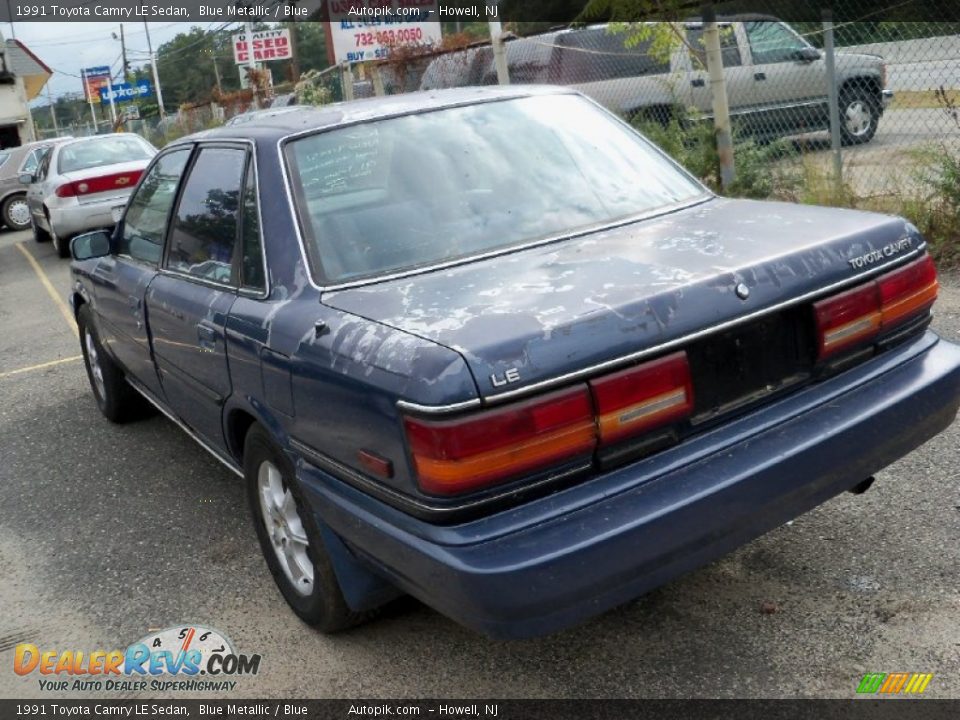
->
xmin=686 ymin=25 xmax=742 ymax=68
xmin=557 ymin=28 xmax=669 ymax=84
xmin=745 ymin=21 xmax=810 ymax=64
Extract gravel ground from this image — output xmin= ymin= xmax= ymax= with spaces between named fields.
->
xmin=0 ymin=227 xmax=958 ymax=700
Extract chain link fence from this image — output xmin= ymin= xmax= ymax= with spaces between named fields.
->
xmin=337 ymin=10 xmax=959 ymax=216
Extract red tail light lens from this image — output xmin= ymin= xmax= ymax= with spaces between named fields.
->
xmin=878 ymin=254 xmax=938 ymax=328
xmin=55 ymin=170 xmax=142 ymax=198
xmin=815 ymin=254 xmax=938 ymax=360
xmin=589 ymin=351 xmax=694 ymax=446
xmin=404 ymin=386 xmax=596 ymax=496
xmin=814 ymin=283 xmax=882 ymax=359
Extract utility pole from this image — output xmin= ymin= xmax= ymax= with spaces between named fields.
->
xmin=212 ymin=52 xmax=222 ymax=94
xmin=702 ymin=3 xmax=735 ymax=189
xmin=245 ymin=21 xmax=259 ymax=109
xmin=46 ymin=83 xmax=59 ymax=135
xmin=119 ymin=24 xmax=130 ymax=82
xmin=488 ymin=0 xmax=509 ymax=85
xmin=143 ymin=21 xmax=165 ymax=120
xmin=6 ymin=0 xmax=15 ymax=38
xmin=286 ymin=4 xmax=300 ymax=81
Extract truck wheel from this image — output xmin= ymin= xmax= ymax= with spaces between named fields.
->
xmin=2 ymin=194 xmax=31 ymax=231
xmin=244 ymin=424 xmax=369 ymax=633
xmin=77 ymin=304 xmax=146 ymax=423
xmin=839 ymin=88 xmax=879 ymax=145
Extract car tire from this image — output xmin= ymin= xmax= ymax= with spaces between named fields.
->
xmin=244 ymin=423 xmax=369 ymax=633
xmin=32 ymin=217 xmax=50 ymax=243
xmin=77 ymin=304 xmax=148 ymax=423
xmin=839 ymin=87 xmax=879 ymax=146
xmin=51 ymin=227 xmax=71 ymax=259
xmin=2 ymin=194 xmax=32 ymax=231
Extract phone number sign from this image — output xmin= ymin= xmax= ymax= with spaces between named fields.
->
xmin=328 ymin=0 xmax=441 ymax=64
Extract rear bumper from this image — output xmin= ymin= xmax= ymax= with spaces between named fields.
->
xmin=48 ymin=194 xmax=129 ymax=238
xmin=298 ymin=331 xmax=960 ymax=638
xmin=882 ymin=89 xmax=894 ymax=109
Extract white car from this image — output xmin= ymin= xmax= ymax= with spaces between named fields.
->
xmin=25 ymin=133 xmax=157 ymax=257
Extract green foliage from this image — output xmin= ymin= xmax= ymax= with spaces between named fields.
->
xmin=295 ymin=70 xmax=334 ymax=107
xmin=632 ymin=108 xmax=801 ymax=200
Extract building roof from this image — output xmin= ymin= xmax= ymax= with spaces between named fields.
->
xmin=5 ymin=39 xmax=52 ymax=100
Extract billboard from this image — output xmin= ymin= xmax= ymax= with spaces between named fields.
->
xmin=81 ymin=66 xmax=111 ymax=103
xmin=328 ymin=0 xmax=442 ymax=64
xmin=100 ymin=80 xmax=153 ymax=103
xmin=232 ymin=28 xmax=293 ymax=64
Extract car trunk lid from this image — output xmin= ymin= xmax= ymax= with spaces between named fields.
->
xmin=323 ymin=198 xmax=923 ymax=404
xmin=59 ymin=160 xmax=149 ymax=205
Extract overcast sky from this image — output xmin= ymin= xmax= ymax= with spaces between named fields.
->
xmin=6 ymin=21 xmax=242 ymax=104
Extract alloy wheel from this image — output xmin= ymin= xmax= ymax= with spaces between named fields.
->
xmin=257 ymin=460 xmax=314 ymax=596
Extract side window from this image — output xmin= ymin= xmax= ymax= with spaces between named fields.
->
xmin=558 ymin=29 xmax=670 ymax=84
xmin=687 ymin=25 xmax=742 ymax=68
xmin=118 ymin=149 xmax=190 ymax=265
xmin=166 ymin=147 xmax=246 ymax=284
xmin=35 ymin=149 xmax=52 ymax=181
xmin=745 ymin=21 xmax=809 ymax=64
xmin=20 ymin=150 xmax=39 ymax=174
xmin=240 ymin=160 xmax=265 ymax=291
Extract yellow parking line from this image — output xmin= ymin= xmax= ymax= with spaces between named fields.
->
xmin=0 ymin=355 xmax=83 ymax=379
xmin=14 ymin=241 xmax=78 ymax=334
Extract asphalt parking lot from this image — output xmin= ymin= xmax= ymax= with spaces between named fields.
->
xmin=1 ymin=226 xmax=959 ymax=700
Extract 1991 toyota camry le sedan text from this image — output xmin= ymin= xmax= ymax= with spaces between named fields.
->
xmin=68 ymin=87 xmax=960 ymax=638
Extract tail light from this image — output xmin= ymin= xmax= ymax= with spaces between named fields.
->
xmin=55 ymin=170 xmax=142 ymax=198
xmin=815 ymin=255 xmax=938 ymax=360
xmin=589 ymin=352 xmax=694 ymax=446
xmin=404 ymin=386 xmax=595 ymax=496
xmin=403 ymin=352 xmax=695 ymax=496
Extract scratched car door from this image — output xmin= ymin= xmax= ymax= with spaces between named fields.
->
xmin=144 ymin=145 xmax=247 ymax=450
xmin=91 ymin=147 xmax=192 ymax=399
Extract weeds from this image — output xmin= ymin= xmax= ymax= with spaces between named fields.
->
xmin=632 ymin=103 xmax=960 ymax=266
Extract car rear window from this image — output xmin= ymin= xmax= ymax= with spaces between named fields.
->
xmin=58 ymin=136 xmax=154 ymax=174
xmin=285 ymin=94 xmax=705 ymax=285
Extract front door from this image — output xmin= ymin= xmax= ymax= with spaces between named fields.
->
xmin=683 ymin=23 xmax=756 ymax=117
xmin=145 ymin=145 xmax=249 ymax=449
xmin=742 ymin=20 xmax=827 ymax=132
xmin=91 ymin=148 xmax=192 ymax=398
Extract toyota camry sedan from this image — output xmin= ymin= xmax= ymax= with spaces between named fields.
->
xmin=68 ymin=87 xmax=960 ymax=638
xmin=26 ymin=133 xmax=156 ymax=257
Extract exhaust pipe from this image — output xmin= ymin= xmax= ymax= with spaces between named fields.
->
xmin=849 ymin=477 xmax=876 ymax=495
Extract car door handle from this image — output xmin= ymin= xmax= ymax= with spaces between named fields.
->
xmin=691 ymin=77 xmax=705 ymax=87
xmin=197 ymin=323 xmax=217 ymax=351
xmin=754 ymin=72 xmax=767 ymax=81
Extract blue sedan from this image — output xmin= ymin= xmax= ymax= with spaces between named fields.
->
xmin=69 ymin=87 xmax=960 ymax=638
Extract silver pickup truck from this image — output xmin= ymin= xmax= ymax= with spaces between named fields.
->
xmin=419 ymin=15 xmax=893 ymax=145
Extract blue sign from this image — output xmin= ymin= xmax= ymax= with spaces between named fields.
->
xmin=83 ymin=65 xmax=111 ymax=78
xmin=100 ymin=80 xmax=153 ymax=103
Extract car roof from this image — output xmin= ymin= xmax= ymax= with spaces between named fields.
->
xmin=175 ymin=85 xmax=576 ymax=145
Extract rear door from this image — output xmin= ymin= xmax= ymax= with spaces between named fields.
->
xmin=90 ymin=147 xmax=192 ymax=398
xmin=145 ymin=144 xmax=248 ymax=449
xmin=25 ymin=146 xmax=52 ymax=228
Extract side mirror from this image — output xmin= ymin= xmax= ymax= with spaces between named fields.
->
xmin=18 ymin=173 xmax=33 ymax=185
xmin=70 ymin=230 xmax=111 ymax=261
xmin=795 ymin=47 xmax=821 ymax=63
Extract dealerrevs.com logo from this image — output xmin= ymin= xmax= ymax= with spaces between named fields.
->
xmin=14 ymin=625 xmax=261 ymax=693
